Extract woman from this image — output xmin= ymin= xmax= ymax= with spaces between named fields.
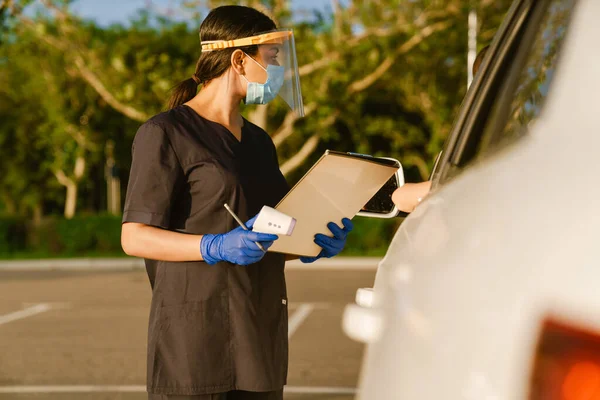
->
xmin=120 ymin=5 xmax=353 ymax=400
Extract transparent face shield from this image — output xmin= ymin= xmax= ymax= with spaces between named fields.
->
xmin=201 ymin=29 xmax=304 ymax=117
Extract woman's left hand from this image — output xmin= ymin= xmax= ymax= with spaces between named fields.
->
xmin=300 ymin=218 xmax=353 ymax=263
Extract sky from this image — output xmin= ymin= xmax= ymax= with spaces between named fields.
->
xmin=68 ymin=0 xmax=331 ymax=26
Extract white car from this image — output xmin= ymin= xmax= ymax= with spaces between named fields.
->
xmin=343 ymin=0 xmax=600 ymax=398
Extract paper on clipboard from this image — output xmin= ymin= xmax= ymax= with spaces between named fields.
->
xmin=269 ymin=150 xmax=399 ymax=257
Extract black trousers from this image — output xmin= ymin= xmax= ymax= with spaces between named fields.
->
xmin=148 ymin=389 xmax=284 ymax=400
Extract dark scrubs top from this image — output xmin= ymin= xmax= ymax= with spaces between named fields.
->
xmin=122 ymin=105 xmax=290 ymax=396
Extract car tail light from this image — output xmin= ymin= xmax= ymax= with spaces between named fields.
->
xmin=530 ymin=319 xmax=600 ymax=400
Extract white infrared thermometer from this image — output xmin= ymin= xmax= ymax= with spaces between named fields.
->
xmin=253 ymin=206 xmax=296 ymax=236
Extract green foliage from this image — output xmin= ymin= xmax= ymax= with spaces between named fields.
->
xmin=0 ymin=214 xmax=124 ymax=258
xmin=342 ymin=217 xmax=403 ymax=257
xmin=0 ymin=0 xmax=514 ymax=258
xmin=55 ymin=214 xmax=123 ymax=255
xmin=0 ymin=215 xmax=28 ymax=255
xmin=0 ymin=213 xmax=399 ymax=259
xmin=272 ymin=0 xmax=514 ymax=182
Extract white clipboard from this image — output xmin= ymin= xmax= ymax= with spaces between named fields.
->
xmin=269 ymin=150 xmax=399 ymax=257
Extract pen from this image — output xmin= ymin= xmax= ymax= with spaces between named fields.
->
xmin=223 ymin=203 xmax=266 ymax=252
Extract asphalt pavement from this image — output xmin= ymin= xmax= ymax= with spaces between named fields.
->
xmin=0 ymin=261 xmax=377 ymax=400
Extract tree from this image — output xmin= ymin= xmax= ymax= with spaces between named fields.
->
xmin=1 ymin=0 xmax=514 ymax=218
xmin=7 ymin=0 xmax=460 ymax=175
xmin=0 ymin=10 xmax=134 ymax=218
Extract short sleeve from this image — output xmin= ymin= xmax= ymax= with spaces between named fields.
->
xmin=122 ymin=122 xmax=183 ymax=229
xmin=266 ymin=133 xmax=290 ymax=201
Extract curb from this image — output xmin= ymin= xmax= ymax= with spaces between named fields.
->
xmin=0 ymin=258 xmax=143 ymax=271
xmin=286 ymin=257 xmax=381 ymax=270
xmin=0 ymin=257 xmax=382 ymax=271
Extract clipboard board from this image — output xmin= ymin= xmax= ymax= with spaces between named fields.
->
xmin=269 ymin=150 xmax=399 ymax=257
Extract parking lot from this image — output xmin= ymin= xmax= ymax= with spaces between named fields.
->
xmin=0 ymin=261 xmax=377 ymax=400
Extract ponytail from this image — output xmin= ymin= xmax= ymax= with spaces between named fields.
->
xmin=168 ymin=77 xmax=200 ymax=110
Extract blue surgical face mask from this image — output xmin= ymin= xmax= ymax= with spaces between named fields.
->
xmin=242 ymin=54 xmax=285 ymax=105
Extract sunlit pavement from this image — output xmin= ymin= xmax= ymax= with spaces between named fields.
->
xmin=0 ymin=263 xmax=377 ymax=400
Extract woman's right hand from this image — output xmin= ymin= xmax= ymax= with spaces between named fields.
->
xmin=200 ymin=215 xmax=279 ymax=265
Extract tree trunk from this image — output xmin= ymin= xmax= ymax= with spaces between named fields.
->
xmin=280 ymin=133 xmax=321 ymax=177
xmin=54 ymin=167 xmax=81 ymax=220
xmin=1 ymin=194 xmax=16 ymax=214
xmin=280 ymin=112 xmax=339 ymax=176
xmin=32 ymin=202 xmax=43 ymax=226
xmin=64 ymin=182 xmax=77 ymax=219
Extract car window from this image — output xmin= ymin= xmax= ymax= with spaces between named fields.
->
xmin=436 ymin=0 xmax=577 ymax=186
xmin=434 ymin=0 xmax=535 ymax=186
xmin=478 ymin=0 xmax=576 ymax=158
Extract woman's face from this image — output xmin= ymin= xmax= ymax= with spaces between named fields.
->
xmin=243 ymin=44 xmax=282 ymax=84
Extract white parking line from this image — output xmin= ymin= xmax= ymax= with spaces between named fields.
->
xmin=0 ymin=303 xmax=53 ymax=326
xmin=287 ymin=303 xmax=315 ymax=338
xmin=0 ymin=385 xmax=356 ymax=394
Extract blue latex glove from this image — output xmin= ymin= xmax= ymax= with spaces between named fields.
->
xmin=300 ymin=218 xmax=354 ymax=264
xmin=201 ymin=215 xmax=279 ymax=266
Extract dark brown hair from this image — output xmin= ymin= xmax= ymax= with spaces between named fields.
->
xmin=168 ymin=6 xmax=276 ymax=109
xmin=473 ymin=45 xmax=491 ymax=76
